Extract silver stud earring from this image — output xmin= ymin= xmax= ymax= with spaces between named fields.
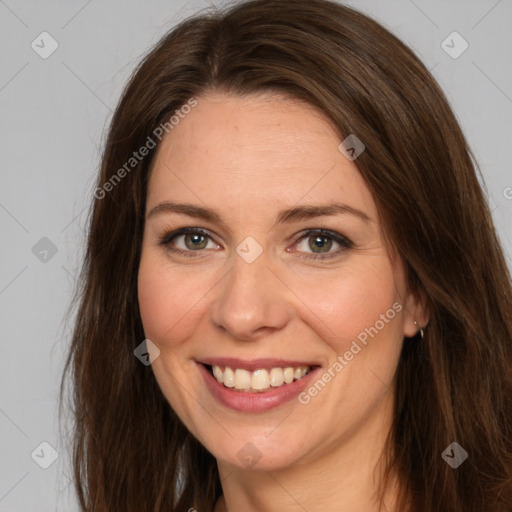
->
xmin=413 ymin=320 xmax=425 ymax=340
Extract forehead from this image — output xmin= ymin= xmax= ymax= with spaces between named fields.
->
xmin=147 ymin=91 xmax=377 ymax=222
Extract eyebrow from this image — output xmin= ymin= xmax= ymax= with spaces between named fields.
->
xmin=147 ymin=201 xmax=371 ymax=226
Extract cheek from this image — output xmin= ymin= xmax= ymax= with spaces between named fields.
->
xmin=292 ymin=257 xmax=403 ymax=352
xmin=137 ymin=254 xmax=208 ymax=347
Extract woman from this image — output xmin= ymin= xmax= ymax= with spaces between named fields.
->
xmin=60 ymin=0 xmax=512 ymax=510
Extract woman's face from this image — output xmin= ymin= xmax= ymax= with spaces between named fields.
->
xmin=138 ymin=91 xmax=423 ymax=471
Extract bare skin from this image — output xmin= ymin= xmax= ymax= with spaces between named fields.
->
xmin=137 ymin=91 xmax=428 ymax=512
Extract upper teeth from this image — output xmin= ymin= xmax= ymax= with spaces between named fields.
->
xmin=211 ymin=365 xmax=311 ymax=392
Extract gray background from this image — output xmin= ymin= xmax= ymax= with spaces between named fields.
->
xmin=1 ymin=0 xmax=511 ymax=510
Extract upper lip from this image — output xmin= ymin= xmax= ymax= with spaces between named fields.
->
xmin=198 ymin=357 xmax=320 ymax=371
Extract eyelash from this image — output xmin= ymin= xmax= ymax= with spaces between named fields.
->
xmin=158 ymin=227 xmax=353 ymax=260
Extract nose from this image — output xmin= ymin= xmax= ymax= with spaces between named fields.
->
xmin=210 ymin=246 xmax=292 ymax=341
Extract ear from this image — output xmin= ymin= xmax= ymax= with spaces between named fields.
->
xmin=402 ymin=284 xmax=430 ymax=338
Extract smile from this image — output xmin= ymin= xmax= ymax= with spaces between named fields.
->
xmin=197 ymin=358 xmax=322 ymax=412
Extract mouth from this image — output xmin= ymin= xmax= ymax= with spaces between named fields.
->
xmin=197 ymin=358 xmax=323 ymax=412
xmin=199 ymin=361 xmax=320 ymax=393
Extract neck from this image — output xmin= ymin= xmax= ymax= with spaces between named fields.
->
xmin=214 ymin=391 xmax=403 ymax=512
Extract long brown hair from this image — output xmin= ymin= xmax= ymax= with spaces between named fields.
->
xmin=59 ymin=0 xmax=512 ymax=510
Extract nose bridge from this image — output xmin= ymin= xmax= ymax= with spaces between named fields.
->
xmin=210 ymin=240 xmax=290 ymax=340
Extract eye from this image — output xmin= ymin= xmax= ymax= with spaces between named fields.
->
xmin=159 ymin=227 xmax=220 ymax=257
xmin=292 ymin=229 xmax=353 ymax=260
xmin=158 ymin=227 xmax=353 ymax=260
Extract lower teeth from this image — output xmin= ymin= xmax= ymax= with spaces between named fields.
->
xmin=229 ymin=386 xmax=273 ymax=393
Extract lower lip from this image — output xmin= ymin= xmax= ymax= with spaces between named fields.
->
xmin=197 ymin=363 xmax=321 ymax=413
